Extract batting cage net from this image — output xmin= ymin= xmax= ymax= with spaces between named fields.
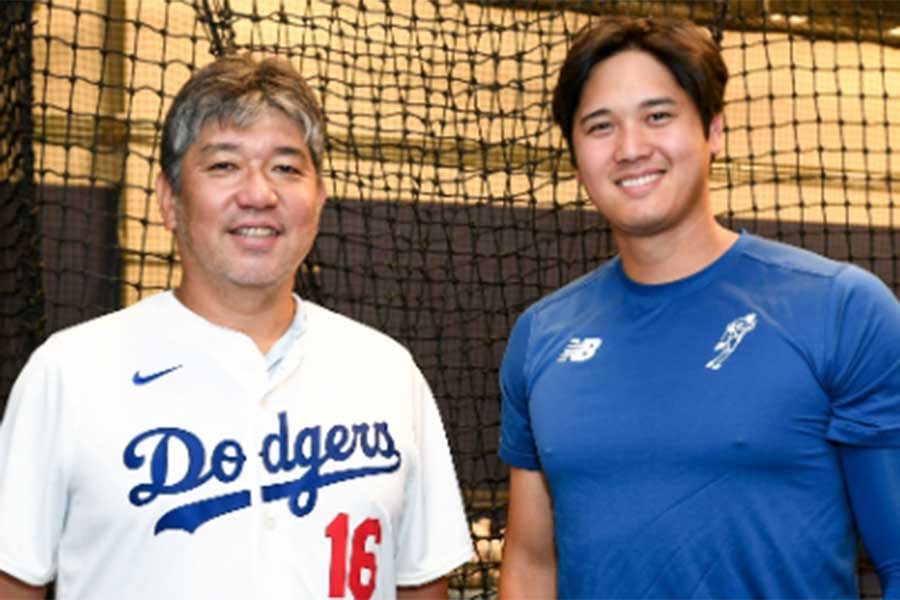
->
xmin=1 ymin=0 xmax=898 ymax=596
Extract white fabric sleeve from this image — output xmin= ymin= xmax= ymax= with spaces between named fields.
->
xmin=0 ymin=344 xmax=71 ymax=585
xmin=394 ymin=364 xmax=473 ymax=586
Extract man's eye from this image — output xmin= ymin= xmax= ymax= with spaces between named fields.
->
xmin=208 ymin=162 xmax=236 ymax=171
xmin=274 ymin=164 xmax=301 ymax=175
xmin=586 ymin=122 xmax=611 ymax=134
xmin=648 ymin=112 xmax=672 ymax=123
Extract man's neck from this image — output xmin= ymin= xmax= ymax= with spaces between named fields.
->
xmin=173 ymin=280 xmax=296 ymax=354
xmin=615 ymin=218 xmax=739 ymax=285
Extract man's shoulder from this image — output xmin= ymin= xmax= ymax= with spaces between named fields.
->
xmin=736 ymin=234 xmax=898 ymax=304
xmin=739 ymin=233 xmax=848 ymax=280
xmin=301 ymin=300 xmax=414 ymax=360
xmin=520 ymin=259 xmax=620 ymax=322
xmin=40 ymin=292 xmax=168 ymax=354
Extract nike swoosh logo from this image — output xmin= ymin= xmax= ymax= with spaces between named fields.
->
xmin=132 ymin=365 xmax=183 ymax=386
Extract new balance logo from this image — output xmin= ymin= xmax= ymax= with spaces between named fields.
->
xmin=705 ymin=313 xmax=757 ymax=371
xmin=132 ymin=365 xmax=183 ymax=386
xmin=557 ymin=338 xmax=602 ymax=363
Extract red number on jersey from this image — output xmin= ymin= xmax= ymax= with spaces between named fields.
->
xmin=325 ymin=513 xmax=349 ymax=596
xmin=326 ymin=513 xmax=382 ymax=599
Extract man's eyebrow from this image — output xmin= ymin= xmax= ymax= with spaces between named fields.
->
xmin=271 ymin=146 xmax=307 ymax=157
xmin=578 ymin=97 xmax=678 ymax=126
xmin=197 ymin=143 xmax=309 ymax=158
xmin=198 ymin=142 xmax=240 ymax=154
xmin=579 ymin=108 xmax=610 ymax=126
xmin=640 ymin=96 xmax=677 ymax=109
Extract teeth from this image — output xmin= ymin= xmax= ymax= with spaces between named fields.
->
xmin=619 ymin=173 xmax=661 ymax=188
xmin=235 ymin=227 xmax=276 ymax=238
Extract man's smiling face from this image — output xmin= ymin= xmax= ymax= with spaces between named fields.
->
xmin=157 ymin=106 xmax=326 ymax=297
xmin=571 ymin=49 xmax=723 ymax=241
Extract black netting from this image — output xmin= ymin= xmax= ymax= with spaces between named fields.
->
xmin=1 ymin=1 xmax=898 ymax=597
xmin=0 ymin=2 xmax=42 ymax=428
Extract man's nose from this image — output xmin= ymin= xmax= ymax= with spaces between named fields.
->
xmin=236 ymin=167 xmax=278 ymax=208
xmin=613 ymin=124 xmax=651 ymax=163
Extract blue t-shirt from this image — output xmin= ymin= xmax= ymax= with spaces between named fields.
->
xmin=500 ymin=232 xmax=900 ymax=599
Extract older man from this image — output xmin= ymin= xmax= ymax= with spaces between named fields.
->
xmin=0 ymin=54 xmax=472 ymax=599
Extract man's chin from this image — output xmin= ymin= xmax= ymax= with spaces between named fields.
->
xmin=611 ymin=217 xmax=673 ymax=239
xmin=227 ymin=271 xmax=292 ymax=292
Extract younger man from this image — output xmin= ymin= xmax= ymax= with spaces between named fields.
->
xmin=500 ymin=15 xmax=900 ymax=599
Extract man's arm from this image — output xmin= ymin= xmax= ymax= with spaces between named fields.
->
xmin=839 ymin=446 xmax=900 ymax=599
xmin=0 ymin=571 xmax=45 ymax=599
xmin=499 ymin=467 xmax=556 ymax=599
xmin=397 ymin=576 xmax=448 ymax=599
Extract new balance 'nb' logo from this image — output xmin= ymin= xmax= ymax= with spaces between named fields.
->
xmin=557 ymin=338 xmax=602 ymax=363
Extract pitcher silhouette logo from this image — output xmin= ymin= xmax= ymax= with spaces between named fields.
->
xmin=706 ymin=313 xmax=758 ymax=371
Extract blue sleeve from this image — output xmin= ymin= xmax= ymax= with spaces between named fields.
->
xmin=499 ymin=309 xmax=542 ymax=470
xmin=839 ymin=446 xmax=900 ymax=598
xmin=825 ymin=266 xmax=900 ymax=447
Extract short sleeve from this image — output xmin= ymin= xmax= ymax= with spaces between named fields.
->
xmin=394 ymin=364 xmax=472 ymax=586
xmin=499 ymin=309 xmax=542 ymax=470
xmin=825 ymin=266 xmax=900 ymax=447
xmin=0 ymin=343 xmax=71 ymax=585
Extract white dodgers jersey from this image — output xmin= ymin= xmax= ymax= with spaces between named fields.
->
xmin=0 ymin=292 xmax=473 ymax=599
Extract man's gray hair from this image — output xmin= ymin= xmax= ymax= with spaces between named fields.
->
xmin=160 ymin=53 xmax=326 ymax=192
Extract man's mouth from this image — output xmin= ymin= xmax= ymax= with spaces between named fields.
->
xmin=232 ymin=226 xmax=278 ymax=238
xmin=618 ymin=172 xmax=663 ymax=188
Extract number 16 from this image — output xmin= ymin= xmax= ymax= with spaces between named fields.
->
xmin=326 ymin=513 xmax=382 ymax=599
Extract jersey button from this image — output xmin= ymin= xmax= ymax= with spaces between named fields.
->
xmin=264 ymin=515 xmax=277 ymax=530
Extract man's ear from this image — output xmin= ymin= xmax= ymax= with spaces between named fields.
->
xmin=708 ymin=112 xmax=725 ymax=158
xmin=156 ymin=172 xmax=177 ymax=231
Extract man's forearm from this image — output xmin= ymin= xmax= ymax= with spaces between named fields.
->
xmin=500 ymin=467 xmax=557 ymax=599
xmin=499 ymin=558 xmax=556 ymax=599
xmin=397 ymin=576 xmax=449 ymax=599
xmin=0 ymin=571 xmax=46 ymax=600
xmin=839 ymin=446 xmax=900 ymax=599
